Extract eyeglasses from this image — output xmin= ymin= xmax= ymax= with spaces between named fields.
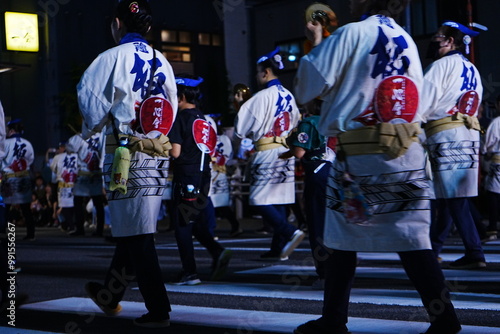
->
xmin=432 ymin=34 xmax=447 ymax=42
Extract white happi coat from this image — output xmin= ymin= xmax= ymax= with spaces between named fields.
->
xmin=234 ymin=81 xmax=300 ymax=206
xmin=422 ymin=52 xmax=483 ymax=198
xmin=77 ymin=37 xmax=177 ymax=237
xmin=295 ymin=15 xmax=432 ymax=252
xmin=482 ymin=117 xmax=500 ymax=194
xmin=209 ymin=134 xmax=233 ymax=208
xmin=50 ymin=152 xmax=78 ymax=208
xmin=1 ymin=136 xmax=34 ymax=205
xmin=66 ymin=133 xmax=105 ymax=197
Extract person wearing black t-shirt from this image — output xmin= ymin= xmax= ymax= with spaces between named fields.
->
xmin=169 ymin=75 xmax=232 ymax=285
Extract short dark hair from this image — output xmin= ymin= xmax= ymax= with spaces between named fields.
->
xmin=115 ymin=0 xmax=152 ymax=36
xmin=440 ymin=25 xmax=467 ymax=54
xmin=257 ymin=57 xmax=282 ymax=77
xmin=176 ymin=74 xmax=202 ymax=107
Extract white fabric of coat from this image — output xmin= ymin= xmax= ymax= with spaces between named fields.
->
xmin=234 ymin=82 xmax=300 ymax=206
xmin=483 ymin=116 xmax=500 ymax=194
xmin=209 ymin=134 xmax=233 ymax=208
xmin=422 ymin=52 xmax=483 ymax=198
xmin=50 ymin=152 xmax=78 ymax=208
xmin=77 ymin=38 xmax=177 ymax=237
xmin=66 ymin=133 xmax=105 ymax=197
xmin=1 ymin=136 xmax=34 ymax=205
xmin=294 ymin=15 xmax=432 ymax=252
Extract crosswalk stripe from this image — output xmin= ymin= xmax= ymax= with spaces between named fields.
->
xmin=161 ymin=281 xmax=500 ymax=311
xmin=20 ymin=297 xmax=500 ymax=334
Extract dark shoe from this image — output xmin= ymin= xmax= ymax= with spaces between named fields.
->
xmin=448 ymin=256 xmax=486 ymax=269
xmin=133 ymin=313 xmax=170 ymax=328
xmin=280 ymin=229 xmax=306 ymax=258
xmin=171 ymin=273 xmax=201 ymax=286
xmin=229 ymin=228 xmax=243 ymax=238
xmin=255 ymin=227 xmax=272 ymax=235
xmin=259 ymin=251 xmax=288 ymax=261
xmin=294 ymin=319 xmax=349 ymax=334
xmin=68 ymin=230 xmax=85 ymax=236
xmin=211 ymin=249 xmax=232 ymax=281
xmin=91 ymin=231 xmax=103 ymax=237
xmin=85 ymin=282 xmax=122 ymax=316
xmin=22 ymin=236 xmax=36 ymax=241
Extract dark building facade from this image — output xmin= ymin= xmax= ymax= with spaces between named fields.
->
xmin=1 ymin=0 xmax=499 ymax=166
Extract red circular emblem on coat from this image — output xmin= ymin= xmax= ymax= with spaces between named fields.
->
xmin=457 ymin=90 xmax=480 ymax=116
xmin=192 ymin=119 xmax=217 ymax=156
xmin=273 ymin=111 xmax=291 ymax=136
xmin=139 ymin=97 xmax=174 ymax=136
xmin=374 ymin=76 xmax=419 ymax=123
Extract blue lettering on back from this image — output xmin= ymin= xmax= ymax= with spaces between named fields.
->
xmin=274 ymin=92 xmax=293 ymax=116
xmin=130 ymin=54 xmax=167 ymax=99
xmin=460 ymin=63 xmax=478 ymax=91
xmin=13 ymin=142 xmax=27 ymax=159
xmin=369 ymin=27 xmax=410 ymax=79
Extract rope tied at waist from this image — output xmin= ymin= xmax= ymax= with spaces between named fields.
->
xmin=423 ymin=113 xmax=481 ymax=138
xmin=254 ymin=136 xmax=289 ymax=151
xmin=337 ymin=122 xmax=422 ymax=159
xmin=4 ymin=170 xmax=30 ymax=179
xmin=106 ymin=134 xmax=172 ymax=157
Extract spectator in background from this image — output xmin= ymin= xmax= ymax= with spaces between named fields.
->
xmin=1 ymin=119 xmax=35 ymax=241
xmin=234 ymin=47 xmax=304 ymax=261
xmin=50 ymin=142 xmax=78 ymax=233
xmin=66 ymin=132 xmax=106 ymax=237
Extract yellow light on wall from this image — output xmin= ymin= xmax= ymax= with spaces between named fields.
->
xmin=5 ymin=12 xmax=39 ymax=52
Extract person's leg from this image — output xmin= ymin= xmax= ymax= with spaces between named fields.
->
xmin=101 ymin=238 xmax=133 ymax=308
xmin=487 ymin=191 xmax=500 ymax=232
xmin=19 ymin=203 xmax=35 ymax=239
xmin=304 ymin=162 xmax=329 ymax=279
xmin=321 ymin=249 xmax=357 ymax=331
xmin=399 ymin=250 xmax=461 ymax=333
xmin=430 ymin=199 xmax=453 ymax=257
xmin=257 ymin=205 xmax=297 ymax=253
xmin=92 ymin=195 xmax=106 ymax=236
xmin=71 ymin=196 xmax=85 ymax=235
xmin=192 ymin=199 xmax=225 ymax=260
xmin=217 ymin=206 xmax=241 ymax=233
xmin=172 ymin=183 xmax=197 ymax=275
xmin=205 ymin=198 xmax=217 ymax=237
xmin=128 ymin=234 xmax=170 ymax=318
xmin=447 ymin=198 xmax=485 ymax=261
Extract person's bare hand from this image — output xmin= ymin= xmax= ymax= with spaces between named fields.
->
xmin=305 ymin=20 xmax=324 ymax=47
xmin=234 ymin=91 xmax=244 ymax=104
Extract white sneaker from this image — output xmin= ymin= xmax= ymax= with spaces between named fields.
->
xmin=280 ymin=230 xmax=305 ymax=258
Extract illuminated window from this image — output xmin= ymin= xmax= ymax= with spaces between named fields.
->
xmin=198 ymin=33 xmax=211 ymax=45
xmin=179 ymin=31 xmax=191 ymax=44
xmin=161 ymin=30 xmax=177 ymax=43
xmin=212 ymin=34 xmax=221 ymax=46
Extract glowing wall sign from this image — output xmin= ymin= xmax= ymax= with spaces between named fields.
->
xmin=5 ymin=12 xmax=39 ymax=52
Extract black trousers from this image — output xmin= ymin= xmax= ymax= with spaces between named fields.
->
xmin=103 ymin=234 xmax=170 ymax=318
xmin=322 ymin=249 xmax=459 ymax=331
xmin=6 ymin=203 xmax=34 ymax=238
xmin=74 ymin=195 xmax=105 ymax=234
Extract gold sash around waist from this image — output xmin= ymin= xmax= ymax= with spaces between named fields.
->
xmin=106 ymin=134 xmax=172 ymax=157
xmin=424 ymin=113 xmax=480 ymax=138
xmin=337 ymin=122 xmax=422 ymax=159
xmin=254 ymin=136 xmax=289 ymax=151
